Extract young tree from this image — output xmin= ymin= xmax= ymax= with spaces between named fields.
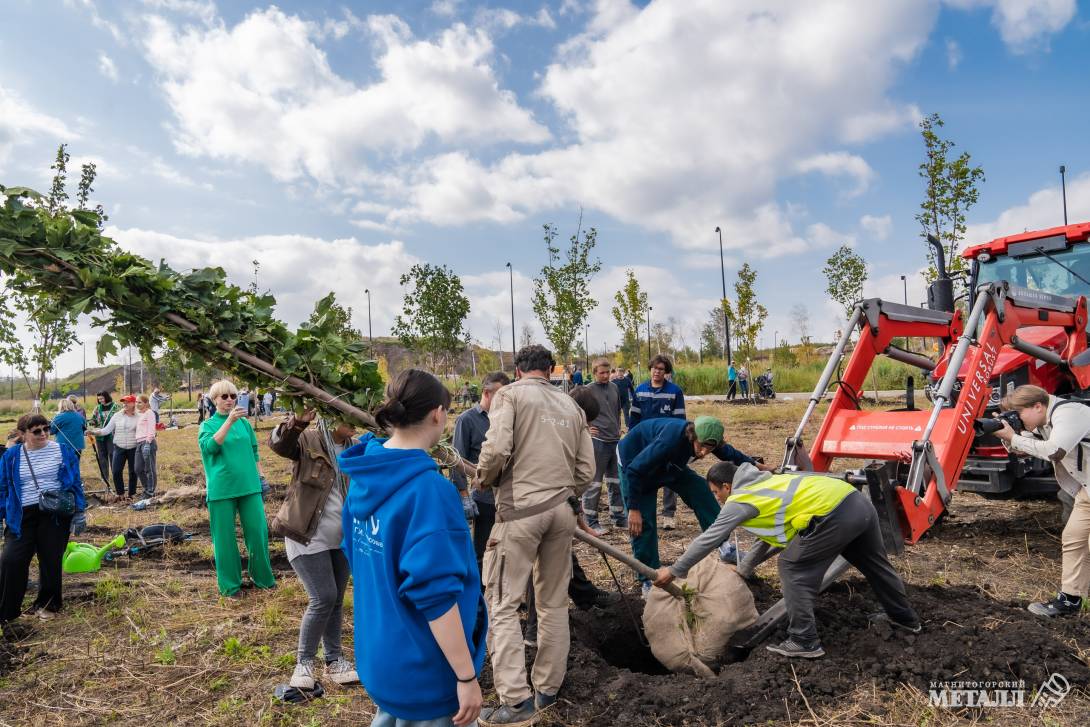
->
xmin=532 ymin=223 xmax=601 ymax=363
xmin=611 ymin=269 xmax=647 ymax=366
xmin=824 ymin=244 xmax=868 ymax=320
xmin=789 ymin=303 xmax=811 ymax=344
xmin=392 ymin=263 xmax=470 ymax=372
xmin=0 ymin=145 xmax=90 ymax=403
xmin=916 ymin=112 xmax=985 ymax=285
xmin=307 ymin=293 xmax=362 ymax=342
xmin=518 ymin=323 xmax=534 ymax=349
xmin=723 ymin=264 xmax=767 ymax=360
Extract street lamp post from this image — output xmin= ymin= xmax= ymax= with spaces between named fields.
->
xmin=715 ymin=227 xmax=733 ymax=367
xmin=365 ymin=289 xmax=373 ymax=359
xmin=584 ymin=324 xmax=590 ymax=372
xmin=646 ymin=305 xmax=653 ymax=363
xmin=82 ymin=340 xmax=87 ymax=406
xmin=900 ymin=275 xmax=907 ymax=305
xmin=506 ymin=262 xmax=516 ymax=372
xmin=1061 ymin=165 xmax=1069 ymax=225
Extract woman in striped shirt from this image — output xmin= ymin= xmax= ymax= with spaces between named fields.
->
xmin=0 ymin=413 xmax=86 ymax=622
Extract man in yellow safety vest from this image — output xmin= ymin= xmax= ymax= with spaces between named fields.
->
xmin=654 ymin=461 xmax=920 ymax=658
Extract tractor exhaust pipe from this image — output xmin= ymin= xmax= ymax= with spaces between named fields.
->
xmin=927 ymin=234 xmax=955 ymax=314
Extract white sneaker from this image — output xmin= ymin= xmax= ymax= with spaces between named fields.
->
xmin=641 ymin=581 xmax=652 ymax=599
xmin=662 ymin=516 xmax=677 ymax=530
xmin=35 ymin=608 xmax=55 ymax=621
xmin=290 ymin=660 xmax=316 ymax=690
xmin=325 ymin=657 xmax=360 ymax=685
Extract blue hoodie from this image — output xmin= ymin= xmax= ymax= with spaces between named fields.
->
xmin=339 ymin=433 xmax=487 ymax=720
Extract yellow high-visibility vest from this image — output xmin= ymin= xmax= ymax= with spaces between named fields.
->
xmin=727 ymin=473 xmax=856 ymax=548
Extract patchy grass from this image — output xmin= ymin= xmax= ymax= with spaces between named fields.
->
xmin=1 ymin=402 xmax=1086 ymax=725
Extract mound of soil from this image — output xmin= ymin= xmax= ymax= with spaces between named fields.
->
xmin=557 ymin=579 xmax=1090 ymax=725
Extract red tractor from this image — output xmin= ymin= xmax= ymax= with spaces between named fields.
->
xmin=731 ymin=223 xmax=1090 ymax=653
xmin=780 ymin=222 xmax=1090 ymax=549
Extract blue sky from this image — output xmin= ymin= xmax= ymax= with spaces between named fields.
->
xmin=1 ymin=0 xmax=1088 ymax=377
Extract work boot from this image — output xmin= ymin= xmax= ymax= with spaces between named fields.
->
xmin=662 ymin=516 xmax=677 ymax=530
xmin=1029 ymin=593 xmax=1083 ymax=617
xmin=535 ymin=692 xmax=557 ymax=710
xmin=588 ymin=522 xmax=608 ymax=537
xmin=324 ymin=657 xmax=360 ymax=685
xmin=290 ymin=660 xmax=317 ymax=690
xmin=766 ymin=638 xmax=825 ymax=659
xmin=480 ymin=698 xmax=536 ymax=726
xmin=868 ymin=612 xmax=922 ymax=633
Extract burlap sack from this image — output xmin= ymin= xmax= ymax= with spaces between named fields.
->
xmin=642 ymin=555 xmax=758 ymax=675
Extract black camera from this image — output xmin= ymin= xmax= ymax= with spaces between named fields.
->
xmin=973 ymin=409 xmax=1025 ymax=436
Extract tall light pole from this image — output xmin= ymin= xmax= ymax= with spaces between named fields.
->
xmin=646 ymin=304 xmax=653 ymax=363
xmin=1061 ymin=165 xmax=1069 ymax=225
xmin=506 ymin=262 xmax=515 ymax=371
xmin=82 ymin=340 xmax=87 ymax=406
xmin=714 ymin=227 xmax=733 ymax=366
xmin=365 ymin=288 xmax=373 ymax=359
xmin=900 ymin=275 xmax=907 ymax=305
xmin=584 ymin=324 xmax=590 ymax=372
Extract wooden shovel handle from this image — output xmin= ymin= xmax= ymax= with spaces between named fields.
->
xmin=573 ymin=529 xmax=684 ymax=599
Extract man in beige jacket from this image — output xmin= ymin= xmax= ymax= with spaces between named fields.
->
xmin=476 ymin=345 xmax=595 ymax=726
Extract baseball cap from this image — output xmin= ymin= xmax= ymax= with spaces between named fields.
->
xmin=694 ymin=416 xmax=724 ymax=446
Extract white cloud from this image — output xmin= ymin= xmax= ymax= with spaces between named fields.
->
xmin=860 ymin=213 xmax=894 ymax=240
xmin=106 ymin=227 xmax=421 ymax=336
xmin=795 ymin=152 xmax=876 ymax=198
xmin=97 ymin=52 xmax=119 ymax=82
xmin=431 ymin=0 xmax=461 ymax=18
xmin=142 ymin=8 xmax=549 ymax=185
xmin=946 ymin=37 xmax=962 ymax=69
xmin=0 ymin=85 xmax=75 ymax=166
xmin=944 ymin=0 xmax=1076 ymax=53
xmin=394 ymin=1 xmax=936 ymax=255
xmin=140 ymin=0 xmax=217 ymax=25
xmin=965 ymin=172 xmax=1090 ymax=244
xmin=475 ymin=7 xmax=557 ymax=32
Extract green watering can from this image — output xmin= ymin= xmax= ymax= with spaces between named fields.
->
xmin=63 ymin=534 xmax=126 ymax=574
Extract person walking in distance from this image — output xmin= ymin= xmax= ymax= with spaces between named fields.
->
xmin=475 ymin=345 xmax=595 ymax=725
xmin=727 ymin=361 xmax=738 ymax=401
xmin=451 ymin=372 xmax=511 ymax=571
xmin=581 ymin=358 xmax=626 ymax=535
xmin=630 ymin=354 xmax=687 ymax=530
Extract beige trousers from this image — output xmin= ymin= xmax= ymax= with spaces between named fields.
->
xmin=482 ymin=502 xmax=576 ymax=705
xmin=1061 ymin=488 xmax=1090 ymax=597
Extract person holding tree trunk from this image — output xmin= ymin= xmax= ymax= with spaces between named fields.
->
xmin=89 ymin=392 xmax=119 ymax=486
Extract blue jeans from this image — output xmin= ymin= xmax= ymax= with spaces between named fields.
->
xmin=370 ymin=709 xmax=473 ymax=727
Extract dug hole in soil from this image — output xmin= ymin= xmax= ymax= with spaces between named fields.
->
xmin=557 ymin=578 xmax=1090 ymax=725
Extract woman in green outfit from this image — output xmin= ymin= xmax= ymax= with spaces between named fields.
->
xmin=199 ymin=379 xmax=276 ymax=597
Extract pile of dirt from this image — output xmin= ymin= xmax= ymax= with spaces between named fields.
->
xmin=558 ymin=579 xmax=1090 ymax=725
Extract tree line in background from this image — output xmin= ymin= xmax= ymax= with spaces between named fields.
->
xmin=1 ymin=111 xmax=984 ymax=397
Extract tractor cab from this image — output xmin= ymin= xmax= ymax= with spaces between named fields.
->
xmin=967 ymin=222 xmax=1090 ymax=304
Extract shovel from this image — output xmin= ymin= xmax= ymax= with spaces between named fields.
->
xmin=723 ymin=555 xmax=850 ymax=661
xmin=573 ymin=529 xmax=684 ymax=599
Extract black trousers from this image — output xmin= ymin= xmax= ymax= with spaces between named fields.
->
xmin=779 ymin=490 xmax=918 ymax=644
xmin=111 ymin=446 xmax=138 ymax=496
xmin=93 ymin=438 xmax=114 ymax=485
xmin=473 ymin=500 xmax=497 ymax=574
xmin=0 ymin=505 xmax=72 ymax=621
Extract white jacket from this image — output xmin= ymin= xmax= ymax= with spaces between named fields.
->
xmin=1007 ymin=395 xmax=1090 ymax=497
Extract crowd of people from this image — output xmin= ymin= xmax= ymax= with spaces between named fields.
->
xmin=2 ymin=355 xmax=1088 ymax=726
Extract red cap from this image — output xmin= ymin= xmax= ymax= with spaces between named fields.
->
xmin=120 ymin=395 xmax=137 ymax=403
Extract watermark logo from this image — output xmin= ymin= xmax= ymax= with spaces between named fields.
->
xmin=928 ymin=674 xmax=1070 ymax=711
xmin=1030 ymin=673 xmax=1071 ymax=711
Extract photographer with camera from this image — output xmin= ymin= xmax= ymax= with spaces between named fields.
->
xmin=993 ymin=384 xmax=1090 ymax=617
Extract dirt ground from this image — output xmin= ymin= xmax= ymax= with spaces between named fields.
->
xmin=1 ymin=400 xmax=1088 ymax=726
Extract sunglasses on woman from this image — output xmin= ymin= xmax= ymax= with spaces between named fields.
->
xmin=27 ymin=426 xmax=50 ymax=436
xmin=219 ymin=393 xmax=238 ymax=400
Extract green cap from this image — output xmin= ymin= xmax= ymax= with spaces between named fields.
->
xmin=694 ymin=416 xmax=724 ymax=445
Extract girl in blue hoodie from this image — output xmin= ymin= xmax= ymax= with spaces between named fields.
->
xmin=340 ymin=369 xmax=486 ymax=727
